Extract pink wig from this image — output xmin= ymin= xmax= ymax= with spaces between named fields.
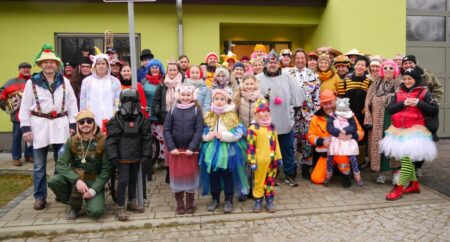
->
xmin=379 ymin=59 xmax=400 ymax=79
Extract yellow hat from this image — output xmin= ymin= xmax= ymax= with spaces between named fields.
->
xmin=253 ymin=44 xmax=267 ymax=53
xmin=34 ymin=44 xmax=62 ymax=66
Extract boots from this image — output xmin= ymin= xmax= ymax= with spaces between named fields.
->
xmin=65 ymin=206 xmax=80 ymax=220
xmin=386 ymin=185 xmax=404 ymax=201
xmin=116 ymin=207 xmax=129 ymax=221
xmin=301 ymin=165 xmax=311 ymax=180
xmin=265 ymin=195 xmax=275 ymax=213
xmin=185 ymin=192 xmax=196 ymax=214
xmin=127 ymin=199 xmax=145 ymax=213
xmin=12 ymin=159 xmax=22 ymax=166
xmin=403 ymin=181 xmax=421 ymax=194
xmin=253 ymin=198 xmax=263 ymax=213
xmin=175 ymin=192 xmax=185 ymax=214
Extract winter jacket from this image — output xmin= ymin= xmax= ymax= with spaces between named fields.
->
xmin=105 ymin=112 xmax=152 ymax=163
xmin=151 ymin=83 xmax=168 ymax=124
xmin=163 ymin=105 xmax=204 ymax=151
xmin=196 ymin=83 xmax=212 ymax=113
xmin=388 ymin=84 xmax=438 ymax=129
xmin=236 ymin=96 xmax=261 ymax=128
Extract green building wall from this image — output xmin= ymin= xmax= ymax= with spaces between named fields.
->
xmin=0 ymin=0 xmax=405 ymax=132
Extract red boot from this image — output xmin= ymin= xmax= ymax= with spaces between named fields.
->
xmin=403 ymin=181 xmax=421 ymax=194
xmin=386 ymin=185 xmax=403 ymax=201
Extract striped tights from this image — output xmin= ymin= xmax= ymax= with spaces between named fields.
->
xmin=398 ymin=157 xmax=417 ymax=186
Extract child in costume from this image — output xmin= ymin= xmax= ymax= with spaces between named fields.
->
xmin=325 ymin=97 xmax=363 ymax=186
xmin=381 ymin=68 xmax=438 ymax=200
xmin=199 ymin=89 xmax=248 ymax=213
xmin=184 ymin=65 xmax=211 ymax=113
xmin=247 ymin=98 xmax=282 ymax=213
xmin=234 ymin=74 xmax=263 ymax=128
xmin=163 ymin=83 xmax=204 ymax=214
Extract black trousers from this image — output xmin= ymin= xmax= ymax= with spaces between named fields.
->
xmin=117 ymin=162 xmax=140 ymax=207
xmin=209 ymin=169 xmax=234 ymax=202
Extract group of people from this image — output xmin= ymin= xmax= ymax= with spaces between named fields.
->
xmin=0 ymin=42 xmax=440 ymax=222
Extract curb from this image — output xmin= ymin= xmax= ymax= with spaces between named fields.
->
xmin=1 ymin=198 xmax=448 ymax=240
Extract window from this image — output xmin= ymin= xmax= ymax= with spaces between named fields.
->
xmin=55 ymin=33 xmax=141 ymax=65
xmin=407 ymin=0 xmax=446 ymax=10
xmin=407 ymin=16 xmax=446 ymax=41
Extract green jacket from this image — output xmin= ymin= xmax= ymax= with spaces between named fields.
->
xmin=423 ymin=69 xmax=443 ymax=105
xmin=55 ymin=127 xmax=111 ymax=193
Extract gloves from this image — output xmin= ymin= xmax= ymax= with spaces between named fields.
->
xmin=249 ymin=164 xmax=257 ymax=171
xmin=277 ymin=160 xmax=283 ymax=168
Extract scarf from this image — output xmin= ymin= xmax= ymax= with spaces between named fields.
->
xmin=351 ymin=72 xmax=367 ymax=82
xmin=146 ymin=74 xmax=162 ymax=85
xmin=176 ymin=102 xmax=195 ymax=109
xmin=120 ymin=76 xmax=132 ymax=86
xmin=204 ymin=104 xmax=240 ymax=131
xmin=184 ymin=78 xmax=204 ymax=89
xmin=256 ymin=115 xmax=272 ymax=127
xmin=19 ymin=73 xmax=30 ymax=80
xmin=211 ymin=104 xmax=225 ymax=115
xmin=241 ymin=89 xmax=261 ymax=102
xmin=164 ymin=73 xmax=182 ymax=111
xmin=318 ymin=70 xmax=333 ymax=81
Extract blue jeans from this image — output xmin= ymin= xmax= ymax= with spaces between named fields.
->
xmin=278 ymin=130 xmax=296 ymax=178
xmin=12 ymin=121 xmax=33 ymax=160
xmin=33 ymin=143 xmax=63 ymax=200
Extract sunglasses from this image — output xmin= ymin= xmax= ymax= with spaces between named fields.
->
xmin=383 ymin=66 xmax=394 ymax=71
xmin=78 ymin=119 xmax=94 ymax=125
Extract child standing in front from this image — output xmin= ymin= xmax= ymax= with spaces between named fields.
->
xmin=325 ymin=97 xmax=363 ymax=186
xmin=199 ymin=89 xmax=248 ymax=213
xmin=163 ymin=83 xmax=204 ymax=214
xmin=247 ymin=98 xmax=282 ymax=213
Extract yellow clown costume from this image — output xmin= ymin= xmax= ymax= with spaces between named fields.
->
xmin=246 ymin=99 xmax=282 ymax=212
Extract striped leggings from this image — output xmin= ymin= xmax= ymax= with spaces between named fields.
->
xmin=398 ymin=157 xmax=417 ymax=186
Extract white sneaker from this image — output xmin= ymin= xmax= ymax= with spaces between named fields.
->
xmin=376 ymin=174 xmax=386 ymax=184
xmin=392 ymin=171 xmax=400 ymax=185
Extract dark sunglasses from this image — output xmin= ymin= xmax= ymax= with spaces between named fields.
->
xmin=78 ymin=119 xmax=94 ymax=125
xmin=383 ymin=66 xmax=394 ymax=71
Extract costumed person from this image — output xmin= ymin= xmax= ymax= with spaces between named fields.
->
xmin=381 ymin=68 xmax=438 ymax=201
xmin=258 ymin=50 xmax=305 ymax=187
xmin=48 ymin=110 xmax=111 ymax=220
xmin=344 ymin=48 xmax=363 ymax=73
xmin=247 ymin=98 xmax=282 ymax=213
xmin=0 ymin=62 xmax=33 ymax=166
xmin=143 ymin=59 xmax=165 ymax=169
xmin=325 ymin=97 xmax=363 ymax=186
xmin=368 ymin=58 xmax=383 ymax=82
xmin=106 ymin=88 xmax=153 ymax=221
xmin=221 ymin=51 xmax=237 ymax=70
xmin=19 ymin=44 xmax=78 ymax=210
xmin=337 ymin=55 xmax=372 ymax=164
xmin=231 ymin=62 xmax=245 ymax=86
xmin=69 ymin=56 xmax=92 ymax=107
xmin=119 ymin=63 xmax=148 ymax=118
xmin=163 ymin=83 xmax=204 ymax=214
xmin=317 ymin=53 xmax=341 ymax=92
xmin=287 ymin=48 xmax=320 ymax=180
xmin=137 ymin=49 xmax=154 ymax=83
xmin=184 ymin=64 xmax=211 ymax=113
xmin=307 ymin=90 xmax=364 ymax=187
xmin=280 ymin=49 xmax=293 ymax=69
xmin=307 ymin=52 xmax=319 ymax=73
xmin=211 ymin=66 xmax=236 ymax=98
xmin=234 ymin=74 xmax=263 ymax=128
xmin=333 ymin=55 xmax=351 ymax=80
xmin=251 ymin=57 xmax=264 ymax=75
xmin=63 ymin=62 xmax=75 ymax=79
xmin=205 ymin=52 xmax=219 ymax=88
xmin=364 ymin=60 xmax=401 ymax=184
xmin=110 ymin=58 xmax=123 ymax=79
xmin=252 ymin=44 xmax=267 ymax=59
xmin=79 ymin=47 xmax=121 ymax=130
xmin=199 ymin=89 xmax=249 ymax=213
xmin=152 ymin=61 xmax=184 ymax=183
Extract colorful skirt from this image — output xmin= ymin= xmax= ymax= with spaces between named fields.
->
xmin=168 ymin=148 xmax=199 ymax=193
xmin=199 ymin=139 xmax=249 ymax=196
xmin=379 ymin=125 xmax=437 ymax=162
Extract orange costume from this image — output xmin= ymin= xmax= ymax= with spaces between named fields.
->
xmin=307 ymin=109 xmax=364 ymax=184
